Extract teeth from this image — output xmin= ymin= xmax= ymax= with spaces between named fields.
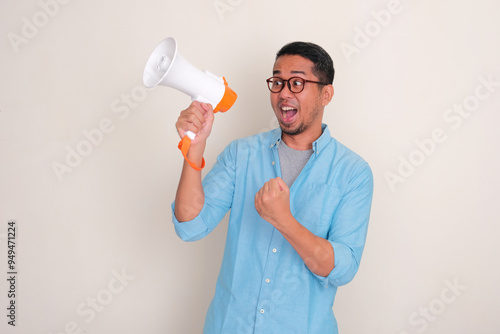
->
xmin=281 ymin=106 xmax=296 ymax=111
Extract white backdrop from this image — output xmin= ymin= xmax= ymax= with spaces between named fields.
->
xmin=1 ymin=0 xmax=499 ymax=333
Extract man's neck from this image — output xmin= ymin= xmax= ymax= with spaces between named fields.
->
xmin=281 ymin=127 xmax=323 ymax=151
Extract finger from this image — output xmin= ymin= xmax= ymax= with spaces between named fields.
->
xmin=176 ymin=116 xmax=201 ymax=138
xmin=200 ymin=102 xmax=214 ymax=113
xmin=191 ymin=101 xmax=208 ymax=112
xmin=177 ymin=114 xmax=201 ymax=132
xmin=204 ymin=107 xmax=215 ymax=128
xmin=264 ymin=181 xmax=272 ymax=194
xmin=269 ymin=178 xmax=282 ymax=193
xmin=178 ymin=122 xmax=199 ymax=138
xmin=266 ymin=179 xmax=275 ymax=193
xmin=177 ymin=111 xmax=205 ymax=138
xmin=182 ymin=107 xmax=205 ymax=127
xmin=192 ymin=102 xmax=215 ymax=125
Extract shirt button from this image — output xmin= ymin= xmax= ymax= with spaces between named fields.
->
xmin=260 ymin=309 xmax=265 ymax=314
xmin=265 ymin=278 xmax=270 ymax=283
xmin=272 ymin=248 xmax=277 ymax=253
xmin=272 ymin=161 xmax=275 ymax=165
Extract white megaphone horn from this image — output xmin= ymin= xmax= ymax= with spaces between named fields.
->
xmin=143 ymin=37 xmax=237 ymax=170
xmin=143 ymin=37 xmax=237 ymax=141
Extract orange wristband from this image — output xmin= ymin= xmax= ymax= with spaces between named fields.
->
xmin=178 ymin=136 xmax=205 ymax=171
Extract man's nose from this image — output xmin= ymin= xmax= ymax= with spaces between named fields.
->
xmin=279 ymin=81 xmax=294 ymax=98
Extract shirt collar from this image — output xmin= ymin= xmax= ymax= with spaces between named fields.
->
xmin=268 ymin=124 xmax=332 ymax=155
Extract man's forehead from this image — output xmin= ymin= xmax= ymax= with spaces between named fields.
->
xmin=272 ymin=55 xmax=314 ymax=75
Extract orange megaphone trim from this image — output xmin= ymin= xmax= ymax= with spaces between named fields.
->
xmin=178 ymin=76 xmax=237 ymax=170
xmin=213 ymin=77 xmax=237 ymax=113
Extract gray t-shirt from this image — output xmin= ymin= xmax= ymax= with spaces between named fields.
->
xmin=278 ymin=140 xmax=314 ymax=188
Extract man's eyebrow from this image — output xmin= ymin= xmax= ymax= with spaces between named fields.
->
xmin=272 ymin=70 xmax=307 ymax=75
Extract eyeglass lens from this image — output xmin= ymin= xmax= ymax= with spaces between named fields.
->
xmin=268 ymin=77 xmax=305 ymax=93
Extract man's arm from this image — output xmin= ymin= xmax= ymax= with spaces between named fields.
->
xmin=174 ymin=101 xmax=214 ymax=222
xmin=254 ymin=177 xmax=334 ymax=277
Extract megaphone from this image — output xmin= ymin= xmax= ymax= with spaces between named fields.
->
xmin=143 ymin=37 xmax=237 ymax=170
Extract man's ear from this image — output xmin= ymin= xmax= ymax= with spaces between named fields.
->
xmin=322 ymin=85 xmax=334 ymax=106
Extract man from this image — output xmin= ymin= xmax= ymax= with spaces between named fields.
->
xmin=172 ymin=41 xmax=373 ymax=334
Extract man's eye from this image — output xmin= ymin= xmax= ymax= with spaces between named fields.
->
xmin=292 ymin=79 xmax=304 ymax=87
xmin=273 ymin=80 xmax=283 ymax=87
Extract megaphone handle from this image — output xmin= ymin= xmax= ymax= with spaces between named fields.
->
xmin=178 ymin=135 xmax=205 ymax=171
xmin=184 ymin=130 xmax=196 ymax=140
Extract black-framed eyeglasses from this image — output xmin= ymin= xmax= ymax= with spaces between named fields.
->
xmin=266 ymin=76 xmax=329 ymax=93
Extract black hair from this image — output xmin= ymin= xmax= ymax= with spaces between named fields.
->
xmin=276 ymin=41 xmax=334 ymax=84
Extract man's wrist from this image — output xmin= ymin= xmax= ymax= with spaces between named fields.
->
xmin=186 ymin=141 xmax=206 ymax=166
xmin=273 ymin=212 xmax=297 ymax=233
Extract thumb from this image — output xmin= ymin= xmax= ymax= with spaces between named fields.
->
xmin=199 ymin=103 xmax=214 ymax=125
xmin=205 ymin=106 xmax=215 ymax=125
xmin=275 ymin=177 xmax=288 ymax=191
xmin=191 ymin=103 xmax=214 ymax=144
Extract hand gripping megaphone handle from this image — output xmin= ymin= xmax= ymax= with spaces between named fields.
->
xmin=177 ymin=77 xmax=237 ymax=170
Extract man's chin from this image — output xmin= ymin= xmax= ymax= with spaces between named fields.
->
xmin=280 ymin=122 xmax=303 ymax=136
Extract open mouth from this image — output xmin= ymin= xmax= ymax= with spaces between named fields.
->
xmin=280 ymin=105 xmax=298 ymax=123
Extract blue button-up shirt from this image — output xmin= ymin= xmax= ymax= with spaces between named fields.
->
xmin=172 ymin=124 xmax=373 ymax=334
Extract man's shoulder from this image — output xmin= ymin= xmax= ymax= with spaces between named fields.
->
xmin=327 ymin=136 xmax=372 ymax=177
xmin=332 ymin=137 xmax=367 ymax=163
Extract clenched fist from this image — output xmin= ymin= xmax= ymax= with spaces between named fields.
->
xmin=176 ymin=101 xmax=214 ymax=145
xmin=254 ymin=177 xmax=293 ymax=228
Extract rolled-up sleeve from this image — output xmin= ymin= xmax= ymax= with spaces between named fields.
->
xmin=172 ymin=142 xmax=237 ymax=242
xmin=172 ymin=201 xmax=216 ymax=242
xmin=314 ymin=163 xmax=374 ymax=288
